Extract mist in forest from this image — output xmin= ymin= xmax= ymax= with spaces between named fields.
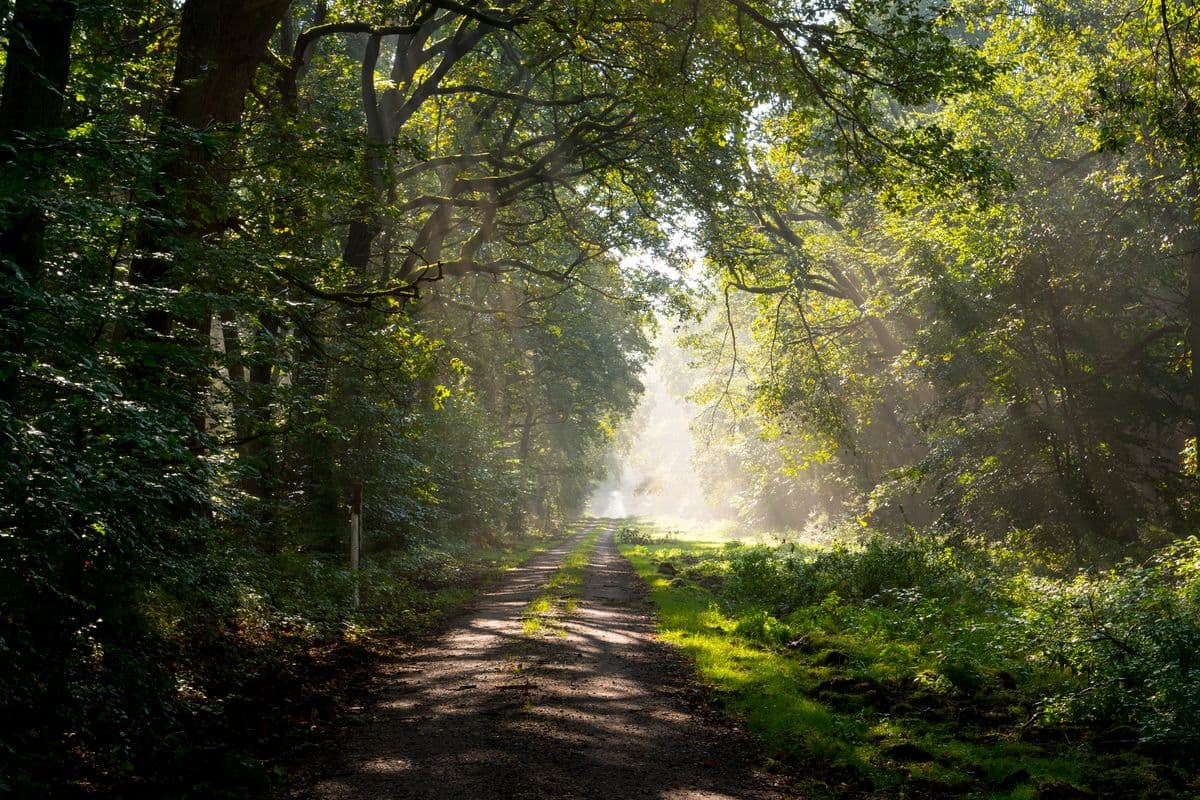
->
xmin=587 ymin=335 xmax=726 ymax=526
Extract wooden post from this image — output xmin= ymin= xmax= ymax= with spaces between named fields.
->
xmin=350 ymin=481 xmax=362 ymax=610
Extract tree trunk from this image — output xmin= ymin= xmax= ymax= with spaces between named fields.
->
xmin=220 ymin=309 xmax=248 ymax=386
xmin=0 ymin=0 xmax=78 ymax=405
xmin=0 ymin=0 xmax=76 ymax=286
xmin=118 ymin=0 xmax=289 ymax=449
xmin=128 ymin=0 xmax=291 ymax=332
xmin=291 ymin=328 xmax=342 ymax=549
xmin=219 ymin=308 xmax=279 ymax=529
xmin=243 ymin=316 xmax=280 ymax=546
xmin=508 ymin=405 xmax=536 ymax=531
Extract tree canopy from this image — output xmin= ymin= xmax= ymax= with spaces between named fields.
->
xmin=3 ymin=0 xmax=1199 ymax=794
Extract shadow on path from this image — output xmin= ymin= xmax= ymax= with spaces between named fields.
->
xmin=311 ymin=520 xmax=788 ymax=800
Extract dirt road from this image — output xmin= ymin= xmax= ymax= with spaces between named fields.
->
xmin=310 ymin=519 xmax=788 ymax=800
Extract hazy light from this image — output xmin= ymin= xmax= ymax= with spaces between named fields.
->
xmin=588 ymin=334 xmax=726 ymax=526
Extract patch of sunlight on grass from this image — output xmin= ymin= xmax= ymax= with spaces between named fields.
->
xmin=625 ymin=516 xmax=740 ymax=542
xmin=624 ymin=539 xmax=857 ymax=762
xmin=938 ymin=736 xmax=1084 ymax=787
xmin=618 ymin=531 xmax=1101 ymax=797
xmin=618 ymin=524 xmax=1195 ymax=800
xmin=1006 ymin=787 xmax=1039 ymax=800
xmin=858 ymin=641 xmax=922 ymax=683
xmin=868 ymin=718 xmax=902 ymax=740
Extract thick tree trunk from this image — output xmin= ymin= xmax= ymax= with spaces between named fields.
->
xmin=129 ymin=0 xmax=292 ymax=331
xmin=0 ymin=0 xmax=79 ymax=763
xmin=119 ymin=0 xmax=289 ymax=446
xmin=0 ymin=0 xmax=76 ymax=286
xmin=0 ymin=0 xmax=78 ymax=405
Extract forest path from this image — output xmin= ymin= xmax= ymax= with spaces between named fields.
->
xmin=309 ymin=519 xmax=789 ymax=800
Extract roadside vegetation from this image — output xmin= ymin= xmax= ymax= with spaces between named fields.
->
xmin=50 ymin=529 xmax=561 ymax=798
xmin=619 ymin=522 xmax=1200 ymax=799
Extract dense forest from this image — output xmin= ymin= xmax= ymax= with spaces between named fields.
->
xmin=1 ymin=0 xmax=1198 ymax=796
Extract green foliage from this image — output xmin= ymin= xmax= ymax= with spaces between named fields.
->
xmin=733 ymin=608 xmax=789 ymax=647
xmin=6 ymin=0 xmax=1200 ymax=794
xmin=237 ymin=532 xmax=556 ymax=638
xmin=1 ymin=0 xmax=658 ymax=790
xmin=686 ymin=0 xmax=1200 ymax=556
xmin=615 ymin=524 xmax=653 ymax=545
xmin=724 ymin=537 xmax=961 ymax=614
xmin=634 ymin=523 xmax=1200 ymax=752
xmin=1029 ymin=538 xmax=1200 ymax=747
xmin=624 ymin=528 xmax=1200 ymax=798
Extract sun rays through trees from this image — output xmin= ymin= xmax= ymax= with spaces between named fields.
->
xmin=2 ymin=0 xmax=1199 ymax=796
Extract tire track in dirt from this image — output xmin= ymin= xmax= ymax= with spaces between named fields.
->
xmin=309 ymin=519 xmax=789 ymax=800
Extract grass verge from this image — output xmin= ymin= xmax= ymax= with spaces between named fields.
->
xmin=619 ymin=524 xmax=1197 ymax=800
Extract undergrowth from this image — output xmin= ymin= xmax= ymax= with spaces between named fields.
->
xmin=619 ymin=523 xmax=1200 ymax=799
xmin=29 ymin=528 xmax=561 ymax=799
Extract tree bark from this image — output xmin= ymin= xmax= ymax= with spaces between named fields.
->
xmin=128 ymin=0 xmax=292 ymax=332
xmin=0 ymin=0 xmax=78 ymax=406
xmin=508 ymin=404 xmax=536 ymax=531
xmin=0 ymin=0 xmax=76 ymax=287
xmin=117 ymin=0 xmax=290 ymax=447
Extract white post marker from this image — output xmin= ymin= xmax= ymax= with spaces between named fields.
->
xmin=350 ymin=481 xmax=362 ymax=610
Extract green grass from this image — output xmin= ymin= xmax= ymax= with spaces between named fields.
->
xmin=522 ymin=526 xmax=601 ymax=635
xmin=619 ymin=525 xmax=1197 ymax=800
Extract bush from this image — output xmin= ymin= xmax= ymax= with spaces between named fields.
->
xmin=723 ymin=546 xmax=791 ymax=609
xmin=1031 ymin=537 xmax=1200 ymax=747
xmin=733 ymin=609 xmax=790 ymax=646
xmin=723 ymin=536 xmax=964 ymax=615
xmin=616 ymin=524 xmax=652 ymax=545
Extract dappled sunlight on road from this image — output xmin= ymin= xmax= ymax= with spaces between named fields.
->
xmin=313 ymin=520 xmax=786 ymax=800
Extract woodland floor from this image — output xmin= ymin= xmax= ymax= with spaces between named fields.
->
xmin=296 ymin=519 xmax=790 ymax=800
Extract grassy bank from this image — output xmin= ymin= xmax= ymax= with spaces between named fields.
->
xmin=619 ymin=523 xmax=1199 ymax=799
xmin=240 ymin=530 xmax=561 ymax=641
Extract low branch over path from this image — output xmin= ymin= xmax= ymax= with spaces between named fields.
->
xmin=308 ymin=519 xmax=788 ymax=800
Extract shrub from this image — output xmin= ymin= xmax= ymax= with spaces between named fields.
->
xmin=1032 ymin=537 xmax=1200 ymax=747
xmin=616 ymin=524 xmax=652 ymax=545
xmin=718 ymin=532 xmax=1200 ymax=749
xmin=723 ymin=545 xmax=795 ymax=611
xmin=723 ymin=536 xmax=964 ymax=615
xmin=734 ymin=609 xmax=790 ymax=646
